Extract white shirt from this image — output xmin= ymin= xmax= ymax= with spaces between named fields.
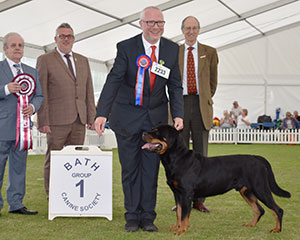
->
xmin=141 ymin=35 xmax=160 ymax=66
xmin=237 ymin=115 xmax=251 ymax=129
xmin=4 ymin=58 xmax=23 ymax=95
xmin=183 ymin=42 xmax=199 ymax=95
xmin=231 ymin=106 xmax=242 ymax=119
xmin=56 ymin=47 xmax=76 ymax=78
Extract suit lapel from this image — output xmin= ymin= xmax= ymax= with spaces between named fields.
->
xmin=136 ymin=34 xmax=151 ymax=92
xmin=178 ymin=45 xmax=184 ymax=81
xmin=197 ymin=42 xmax=206 ymax=75
xmin=2 ymin=60 xmax=14 ymax=83
xmin=21 ymin=63 xmax=30 ymax=75
xmin=150 ymin=38 xmax=168 ymax=92
xmin=54 ymin=49 xmax=75 ymax=81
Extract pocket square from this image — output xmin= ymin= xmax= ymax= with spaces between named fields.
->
xmin=200 ymin=55 xmax=206 ymax=58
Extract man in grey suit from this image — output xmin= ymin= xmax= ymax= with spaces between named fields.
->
xmin=0 ymin=32 xmax=43 ymax=216
xmin=94 ymin=6 xmax=183 ymax=232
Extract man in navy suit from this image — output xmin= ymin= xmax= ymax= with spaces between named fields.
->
xmin=94 ymin=6 xmax=183 ymax=232
xmin=0 ymin=32 xmax=43 ymax=216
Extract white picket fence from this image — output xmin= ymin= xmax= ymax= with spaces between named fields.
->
xmin=209 ymin=128 xmax=300 ymax=144
xmin=29 ymin=127 xmax=117 ymax=155
xmin=29 ymin=127 xmax=299 ymax=155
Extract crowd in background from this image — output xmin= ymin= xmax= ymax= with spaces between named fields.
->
xmin=213 ymin=101 xmax=300 ymax=130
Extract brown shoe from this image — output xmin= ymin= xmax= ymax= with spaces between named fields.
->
xmin=192 ymin=202 xmax=209 ymax=212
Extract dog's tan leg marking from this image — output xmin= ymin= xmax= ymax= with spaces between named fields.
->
xmin=169 ymin=204 xmax=181 ymax=230
xmin=270 ymin=210 xmax=281 ymax=233
xmin=239 ymin=186 xmax=260 ymax=227
xmin=174 ymin=215 xmax=189 ymax=236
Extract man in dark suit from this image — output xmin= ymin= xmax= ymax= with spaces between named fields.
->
xmin=94 ymin=6 xmax=183 ymax=232
xmin=179 ymin=16 xmax=218 ymax=212
xmin=0 ymin=32 xmax=43 ymax=215
xmin=37 ymin=23 xmax=96 ymax=197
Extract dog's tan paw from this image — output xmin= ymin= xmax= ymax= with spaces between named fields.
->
xmin=270 ymin=228 xmax=281 ymax=233
xmin=174 ymin=229 xmax=186 ymax=236
xmin=169 ymin=224 xmax=179 ymax=230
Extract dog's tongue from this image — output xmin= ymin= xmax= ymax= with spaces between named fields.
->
xmin=142 ymin=143 xmax=152 ymax=150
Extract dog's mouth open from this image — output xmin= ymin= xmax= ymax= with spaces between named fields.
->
xmin=142 ymin=142 xmax=162 ymax=152
xmin=142 ymin=133 xmax=168 ymax=154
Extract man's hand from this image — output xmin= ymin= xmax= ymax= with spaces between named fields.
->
xmin=94 ymin=117 xmax=107 ymax=136
xmin=87 ymin=122 xmax=95 ymax=130
xmin=174 ymin=117 xmax=183 ymax=130
xmin=39 ymin=125 xmax=51 ymax=133
xmin=7 ymin=82 xmax=21 ymax=94
xmin=22 ymin=104 xmax=34 ymax=117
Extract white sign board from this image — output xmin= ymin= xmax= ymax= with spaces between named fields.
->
xmin=49 ymin=145 xmax=112 ymax=220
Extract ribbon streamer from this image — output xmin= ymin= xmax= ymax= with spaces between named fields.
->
xmin=15 ymin=95 xmax=32 ymax=150
xmin=135 ymin=55 xmax=151 ymax=106
xmin=12 ymin=73 xmax=36 ymax=151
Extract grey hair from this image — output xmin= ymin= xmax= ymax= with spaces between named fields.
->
xmin=140 ymin=6 xmax=162 ymax=20
xmin=181 ymin=16 xmax=200 ymax=30
xmin=3 ymin=32 xmax=24 ymax=48
xmin=55 ymin=23 xmax=74 ymax=35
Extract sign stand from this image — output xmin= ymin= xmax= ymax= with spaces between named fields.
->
xmin=48 ymin=145 xmax=112 ymax=220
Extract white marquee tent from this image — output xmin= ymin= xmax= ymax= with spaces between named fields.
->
xmin=1 ymin=0 xmax=300 ymax=123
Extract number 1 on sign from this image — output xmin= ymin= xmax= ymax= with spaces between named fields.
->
xmin=75 ymin=179 xmax=84 ymax=198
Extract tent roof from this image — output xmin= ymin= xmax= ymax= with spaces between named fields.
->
xmin=1 ymin=0 xmax=300 ymax=63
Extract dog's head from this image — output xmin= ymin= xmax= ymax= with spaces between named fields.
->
xmin=142 ymin=125 xmax=179 ymax=155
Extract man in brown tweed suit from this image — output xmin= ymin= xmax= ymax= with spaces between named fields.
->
xmin=178 ymin=16 xmax=218 ymax=212
xmin=37 ymin=23 xmax=96 ymax=197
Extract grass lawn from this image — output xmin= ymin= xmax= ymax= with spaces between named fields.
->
xmin=0 ymin=144 xmax=299 ymax=240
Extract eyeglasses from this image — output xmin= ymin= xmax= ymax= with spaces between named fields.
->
xmin=183 ymin=26 xmax=200 ymax=32
xmin=142 ymin=20 xmax=165 ymax=27
xmin=57 ymin=34 xmax=75 ymax=40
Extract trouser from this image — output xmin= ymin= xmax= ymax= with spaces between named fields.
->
xmin=115 ymin=117 xmax=160 ymax=222
xmin=181 ymin=95 xmax=209 ymax=203
xmin=44 ymin=116 xmax=85 ymax=196
xmin=0 ymin=140 xmax=27 ymax=211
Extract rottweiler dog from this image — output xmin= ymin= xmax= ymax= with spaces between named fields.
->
xmin=142 ymin=125 xmax=291 ymax=235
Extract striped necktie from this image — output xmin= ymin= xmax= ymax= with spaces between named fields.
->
xmin=13 ymin=63 xmax=22 ymax=75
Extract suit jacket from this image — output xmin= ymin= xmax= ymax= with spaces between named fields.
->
xmin=36 ymin=49 xmax=95 ymax=127
xmin=179 ymin=43 xmax=218 ymax=130
xmin=0 ymin=59 xmax=44 ymax=141
xmin=96 ymin=34 xmax=183 ymax=136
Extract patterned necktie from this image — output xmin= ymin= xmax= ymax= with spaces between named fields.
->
xmin=13 ymin=63 xmax=22 ymax=75
xmin=150 ymin=46 xmax=157 ymax=92
xmin=187 ymin=47 xmax=197 ymax=95
xmin=64 ymin=54 xmax=76 ymax=79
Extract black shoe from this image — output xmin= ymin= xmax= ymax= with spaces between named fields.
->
xmin=140 ymin=219 xmax=158 ymax=232
xmin=9 ymin=207 xmax=38 ymax=215
xmin=125 ymin=219 xmax=139 ymax=232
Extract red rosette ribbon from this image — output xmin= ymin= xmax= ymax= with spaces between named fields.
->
xmin=12 ymin=73 xmax=36 ymax=151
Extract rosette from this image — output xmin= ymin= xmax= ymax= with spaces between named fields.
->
xmin=12 ymin=73 xmax=36 ymax=151
xmin=135 ymin=55 xmax=151 ymax=106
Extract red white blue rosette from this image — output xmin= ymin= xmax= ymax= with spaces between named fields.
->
xmin=135 ymin=55 xmax=151 ymax=106
xmin=12 ymin=73 xmax=36 ymax=151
